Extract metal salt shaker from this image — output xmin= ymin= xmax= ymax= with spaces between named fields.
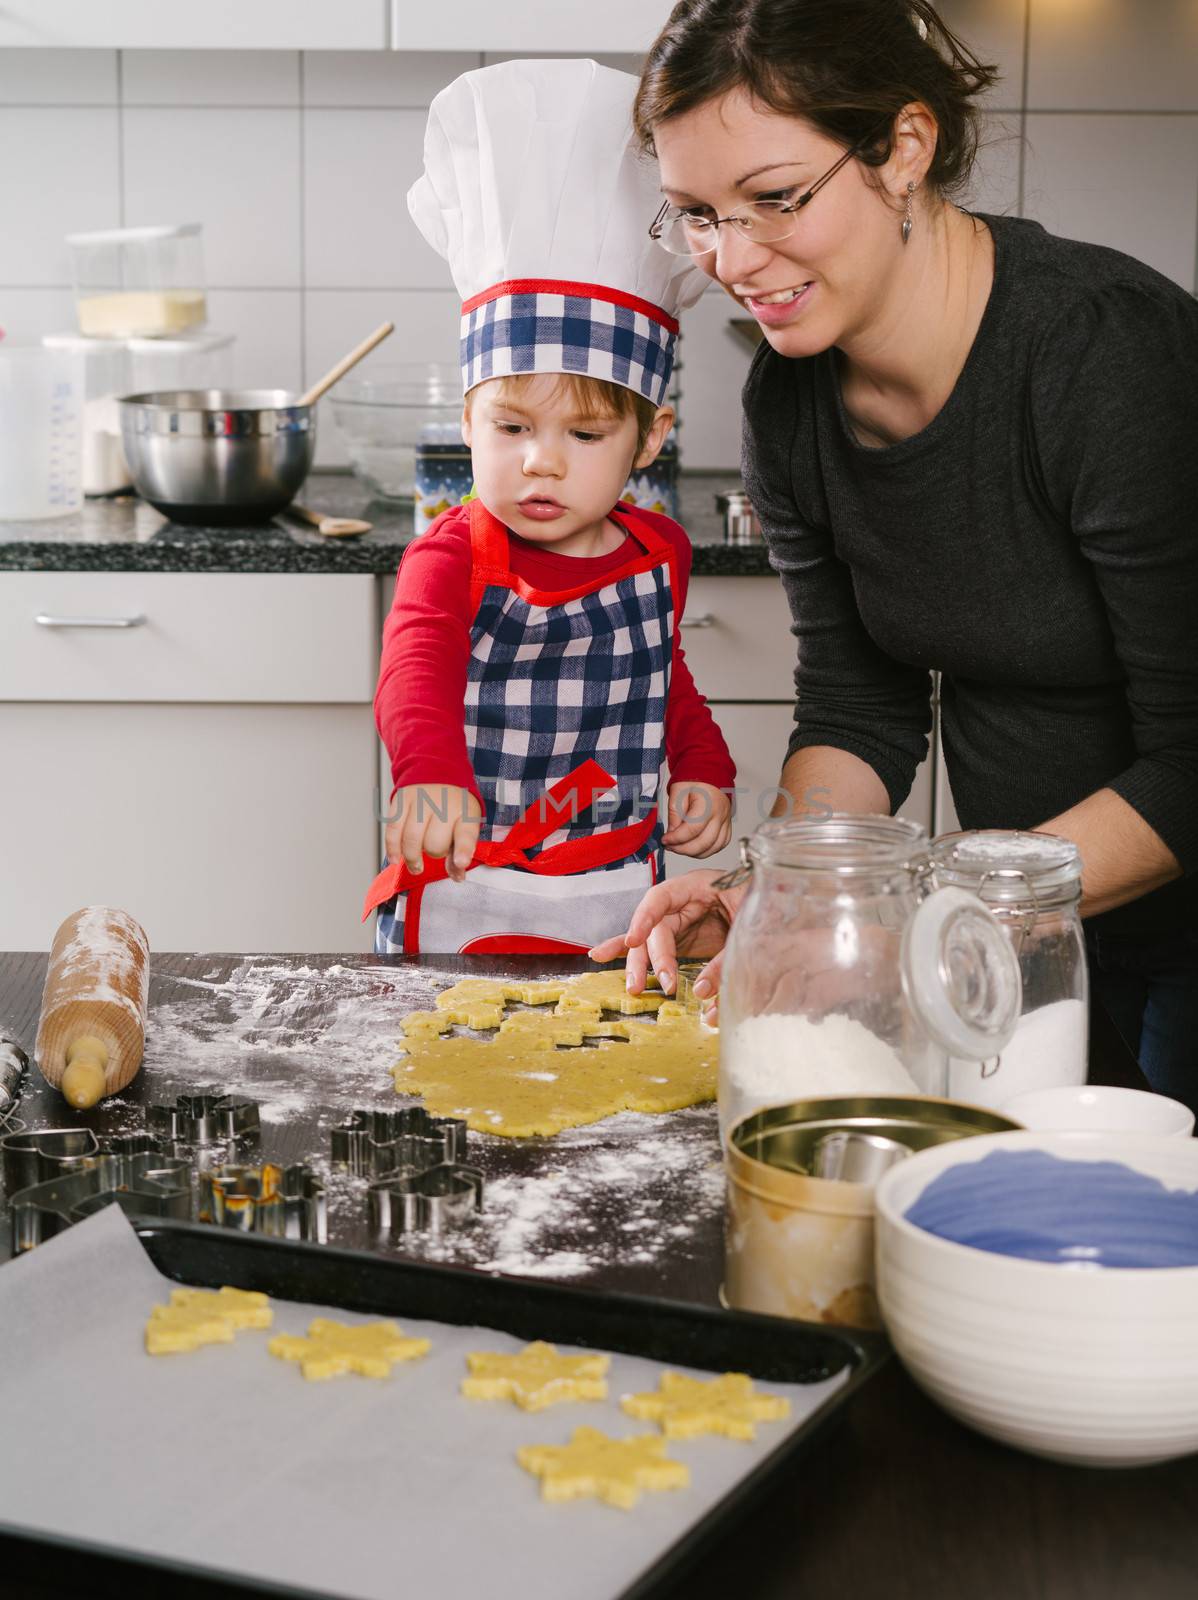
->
xmin=0 ymin=1032 xmax=29 ymax=1117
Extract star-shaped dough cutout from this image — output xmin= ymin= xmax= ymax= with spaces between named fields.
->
xmin=461 ymin=1341 xmax=610 ymax=1410
xmin=621 ymin=1372 xmax=791 ymax=1440
xmin=268 ymin=1317 xmax=430 ymax=1380
xmin=145 ymin=1285 xmax=273 ymax=1355
xmin=517 ymin=1427 xmax=690 ymax=1509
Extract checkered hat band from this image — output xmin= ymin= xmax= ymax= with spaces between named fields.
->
xmin=460 ymin=291 xmax=677 ymax=407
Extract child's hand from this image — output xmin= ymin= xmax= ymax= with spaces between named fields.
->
xmin=662 ymin=782 xmax=733 ymax=859
xmin=385 ymin=786 xmax=483 ymax=884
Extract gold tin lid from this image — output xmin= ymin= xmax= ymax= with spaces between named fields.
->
xmin=725 ymin=1096 xmax=1023 ymax=1215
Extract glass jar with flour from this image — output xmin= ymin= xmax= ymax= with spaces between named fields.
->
xmin=717 ymin=816 xmax=1023 ymax=1141
xmin=930 ymin=831 xmax=1088 ymax=1109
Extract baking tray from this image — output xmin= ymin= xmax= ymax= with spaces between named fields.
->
xmin=0 ymin=1216 xmax=887 ymax=1600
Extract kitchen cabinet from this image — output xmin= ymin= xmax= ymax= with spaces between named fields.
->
xmin=390 ymin=0 xmax=675 ymax=53
xmin=669 ymin=576 xmax=937 ymax=877
xmin=0 ymin=572 xmax=379 ymax=953
xmin=0 ymin=1 xmax=388 ymax=50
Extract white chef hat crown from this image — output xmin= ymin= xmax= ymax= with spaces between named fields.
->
xmin=407 ymin=58 xmax=708 ymax=408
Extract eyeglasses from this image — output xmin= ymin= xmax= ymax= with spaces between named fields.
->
xmin=649 ymin=128 xmax=880 ymax=258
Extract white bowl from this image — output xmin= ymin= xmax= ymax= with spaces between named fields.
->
xmin=1002 ymin=1085 xmax=1194 ymax=1139
xmin=874 ymin=1130 xmax=1198 ymax=1468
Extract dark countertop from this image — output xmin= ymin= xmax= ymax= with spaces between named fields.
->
xmin=1 ymin=951 xmax=1195 ymax=1600
xmin=0 ymin=470 xmax=774 ymax=577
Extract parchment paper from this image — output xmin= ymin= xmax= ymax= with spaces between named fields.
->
xmin=0 ymin=1207 xmax=851 ymax=1600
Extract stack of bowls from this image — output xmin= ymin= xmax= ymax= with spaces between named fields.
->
xmin=874 ymin=1130 xmax=1198 ymax=1467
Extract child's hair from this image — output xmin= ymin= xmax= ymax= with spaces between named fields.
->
xmin=634 ymin=0 xmax=1000 ymax=200
xmin=466 ymin=372 xmax=661 ymax=457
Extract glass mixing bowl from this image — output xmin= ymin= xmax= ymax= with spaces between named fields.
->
xmin=329 ymin=363 xmax=464 ymax=507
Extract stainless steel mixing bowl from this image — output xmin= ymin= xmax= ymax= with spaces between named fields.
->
xmin=119 ymin=389 xmax=316 ymax=525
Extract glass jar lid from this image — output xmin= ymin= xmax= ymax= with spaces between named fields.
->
xmin=901 ymin=887 xmax=1023 ymax=1060
xmin=747 ymin=813 xmax=928 ymax=877
xmin=931 ymin=830 xmax=1082 ymax=909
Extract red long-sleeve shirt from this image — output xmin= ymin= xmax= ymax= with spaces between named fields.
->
xmin=375 ymin=504 xmax=736 ymax=802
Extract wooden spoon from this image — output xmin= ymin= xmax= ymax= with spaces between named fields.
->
xmin=287 ymin=504 xmax=372 ymax=538
xmin=299 ymin=321 xmax=395 ymax=408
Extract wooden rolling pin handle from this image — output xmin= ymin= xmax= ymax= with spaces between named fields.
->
xmin=62 ymin=1038 xmax=109 ymax=1109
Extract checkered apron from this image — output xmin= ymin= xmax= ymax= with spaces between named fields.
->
xmin=365 ymin=498 xmax=678 ymax=955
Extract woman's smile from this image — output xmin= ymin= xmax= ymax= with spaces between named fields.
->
xmin=741 ymin=281 xmax=816 ymax=324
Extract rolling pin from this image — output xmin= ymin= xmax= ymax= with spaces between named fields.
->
xmin=35 ymin=907 xmax=150 ymax=1109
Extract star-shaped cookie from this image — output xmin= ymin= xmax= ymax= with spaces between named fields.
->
xmin=620 ymin=1371 xmax=790 ymax=1440
xmin=145 ymin=1286 xmax=274 ymax=1355
xmin=268 ymin=1317 xmax=430 ymax=1380
xmin=462 ymin=1341 xmax=610 ymax=1410
xmin=517 ymin=1427 xmax=690 ymax=1509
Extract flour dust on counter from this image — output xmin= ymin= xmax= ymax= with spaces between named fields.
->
xmin=82 ymin=955 xmax=729 ymax=1294
xmin=134 ymin=957 xmax=471 ymax=1126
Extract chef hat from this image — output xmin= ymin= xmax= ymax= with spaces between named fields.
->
xmin=407 ymin=58 xmax=709 ymax=408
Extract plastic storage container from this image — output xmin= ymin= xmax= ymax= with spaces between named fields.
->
xmin=126 ymin=333 xmax=234 ymax=395
xmin=0 ymin=346 xmax=84 ymax=519
xmin=67 ymin=224 xmax=206 ymax=338
xmin=717 ymin=815 xmax=1023 ymax=1141
xmin=930 ymin=830 xmax=1089 ymax=1109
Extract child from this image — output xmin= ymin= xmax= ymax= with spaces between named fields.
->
xmin=363 ymin=59 xmax=735 ymax=955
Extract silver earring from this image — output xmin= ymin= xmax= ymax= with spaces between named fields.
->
xmin=902 ymin=181 xmax=916 ymax=245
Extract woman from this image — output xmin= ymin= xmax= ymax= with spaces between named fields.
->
xmin=590 ymin=0 xmax=1198 ymax=1108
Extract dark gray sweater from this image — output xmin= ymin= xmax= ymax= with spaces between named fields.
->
xmin=742 ymin=214 xmax=1197 ymax=940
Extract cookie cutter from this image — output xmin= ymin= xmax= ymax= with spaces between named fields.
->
xmin=1 ymin=1127 xmax=102 ymax=1192
xmin=146 ymin=1091 xmax=261 ymax=1146
xmin=199 ymin=1162 xmax=327 ymax=1243
xmin=331 ymin=1106 xmax=468 ymax=1178
xmin=368 ymin=1163 xmax=484 ymax=1237
xmin=10 ymin=1149 xmax=193 ymax=1253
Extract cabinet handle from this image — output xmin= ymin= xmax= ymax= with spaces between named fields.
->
xmin=680 ymin=611 xmax=715 ymax=628
xmin=35 ymin=613 xmax=147 ymax=630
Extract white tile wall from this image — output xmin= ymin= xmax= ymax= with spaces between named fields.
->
xmin=0 ymin=17 xmax=1193 ymax=474
xmin=0 ymin=107 xmax=120 ymax=282
xmin=1023 ymin=113 xmax=1198 ymax=289
xmin=302 ymin=108 xmax=434 ymax=289
xmin=1028 ymin=0 xmax=1198 ymax=112
xmin=120 ymin=48 xmax=300 ymax=106
xmin=123 ymin=107 xmax=303 ymax=287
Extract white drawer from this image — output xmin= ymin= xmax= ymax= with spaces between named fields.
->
xmin=678 ymin=576 xmax=796 ymax=702
xmin=0 ymin=572 xmax=377 ymax=703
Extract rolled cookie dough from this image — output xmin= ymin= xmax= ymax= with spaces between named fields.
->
xmin=393 ymin=971 xmax=716 ymax=1137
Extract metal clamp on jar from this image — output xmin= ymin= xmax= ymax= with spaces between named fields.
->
xmin=716 ymin=815 xmax=1023 ymax=1140
xmin=930 ymin=830 xmax=1088 ymax=1109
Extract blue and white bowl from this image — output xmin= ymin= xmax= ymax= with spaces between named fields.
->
xmin=874 ymin=1130 xmax=1198 ymax=1467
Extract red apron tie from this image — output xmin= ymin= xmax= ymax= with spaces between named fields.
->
xmin=361 ymin=758 xmax=657 ymax=923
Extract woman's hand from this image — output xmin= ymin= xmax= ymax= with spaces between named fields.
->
xmin=662 ymin=782 xmax=734 ymax=858
xmin=385 ymin=786 xmax=482 ymax=884
xmin=588 ymin=868 xmax=745 ymax=1015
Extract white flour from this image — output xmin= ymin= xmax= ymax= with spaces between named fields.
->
xmin=950 ymin=996 xmax=1089 ymax=1110
xmin=398 ymin=1114 xmax=726 ymax=1279
xmin=720 ymin=1011 xmax=919 ymax=1132
xmin=92 ymin=958 xmax=729 ymax=1282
